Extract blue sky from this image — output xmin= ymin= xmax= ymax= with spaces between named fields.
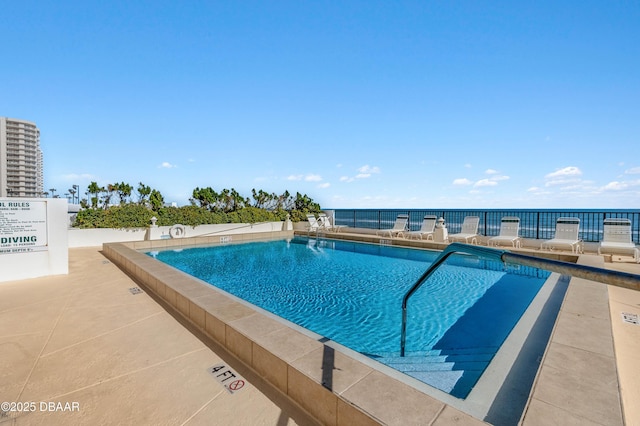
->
xmin=2 ymin=1 xmax=639 ymax=208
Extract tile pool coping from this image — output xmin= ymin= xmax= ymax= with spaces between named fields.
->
xmin=102 ymin=230 xmax=623 ymax=425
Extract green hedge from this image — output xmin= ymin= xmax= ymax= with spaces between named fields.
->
xmin=73 ymin=204 xmax=312 ymax=229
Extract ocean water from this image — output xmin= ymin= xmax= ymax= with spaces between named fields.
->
xmin=332 ymin=208 xmax=640 ymax=243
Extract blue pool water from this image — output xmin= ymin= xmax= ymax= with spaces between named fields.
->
xmin=148 ymin=237 xmax=550 ymax=398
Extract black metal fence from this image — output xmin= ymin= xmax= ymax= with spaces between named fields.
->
xmin=331 ymin=209 xmax=640 ymax=244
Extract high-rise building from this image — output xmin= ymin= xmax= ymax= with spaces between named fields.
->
xmin=0 ymin=117 xmax=44 ymax=197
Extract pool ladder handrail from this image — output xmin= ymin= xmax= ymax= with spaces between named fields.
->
xmin=400 ymin=243 xmax=640 ymax=357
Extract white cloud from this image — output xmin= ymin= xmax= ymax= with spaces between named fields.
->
xmin=464 ymin=163 xmax=472 ymax=168
xmin=603 ymin=181 xmax=626 ymax=190
xmin=61 ymin=173 xmax=97 ymax=181
xmin=545 ymin=179 xmax=575 ymax=187
xmin=287 ymin=173 xmax=323 ymax=182
xmin=340 ymin=165 xmax=381 ymax=182
xmin=545 ymin=166 xmax=582 ymax=179
xmin=543 ymin=166 xmax=583 ymax=187
xmin=317 ymin=182 xmax=330 ymax=188
xmin=453 ymin=178 xmax=473 ymax=186
xmin=558 ymin=184 xmax=584 ymax=191
xmin=454 ymin=172 xmax=508 ymax=189
xmin=305 ymin=174 xmax=322 ymax=182
xmin=474 ymin=179 xmax=497 ymax=187
xmin=471 ymin=169 xmax=509 ymax=185
xmin=159 ymin=162 xmax=177 ymax=169
xmin=625 ymin=167 xmax=640 ymax=174
xmin=603 ymin=180 xmax=640 ymax=191
xmin=527 ymin=187 xmax=552 ymax=196
xmin=358 ymin=165 xmax=381 ymax=174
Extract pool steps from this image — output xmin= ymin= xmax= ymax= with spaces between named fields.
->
xmin=371 ymin=347 xmax=496 ymax=397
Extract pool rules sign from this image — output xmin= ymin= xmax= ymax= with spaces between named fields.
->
xmin=0 ymin=200 xmax=48 ymax=254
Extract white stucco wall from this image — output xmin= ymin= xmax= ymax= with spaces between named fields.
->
xmin=0 ymin=198 xmax=68 ymax=282
xmin=147 ymin=221 xmax=286 ymax=240
xmin=68 ymin=221 xmax=288 ymax=248
xmin=68 ymin=228 xmax=149 ymax=247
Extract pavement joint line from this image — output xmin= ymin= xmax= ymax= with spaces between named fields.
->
xmin=40 ymin=311 xmax=164 ymax=358
xmin=178 ymin=394 xmax=223 ymax=426
xmin=69 ymin=280 xmax=143 ymax=296
xmin=0 ymin=331 xmax=46 ymax=340
xmin=531 ymin=397 xmax=600 ymax=425
xmin=46 ymin=347 xmax=209 ymax=401
xmin=0 ymin=293 xmax=72 ymax=315
xmin=61 ymin=300 xmax=163 ymax=310
xmin=15 ymin=293 xmax=72 ymax=401
xmin=428 ymin=404 xmax=447 ymax=426
xmin=340 ymin=369 xmax=373 ymax=395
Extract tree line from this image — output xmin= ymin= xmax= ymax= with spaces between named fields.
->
xmin=72 ymin=181 xmax=321 ymax=228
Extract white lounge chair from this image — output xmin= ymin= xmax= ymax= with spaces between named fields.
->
xmin=448 ymin=216 xmax=480 ymax=244
xmin=405 ymin=215 xmax=437 ymax=240
xmin=541 ymin=217 xmax=583 ymax=253
xmin=306 ymin=214 xmax=321 ymax=234
xmin=598 ymin=218 xmax=639 ymax=263
xmin=376 ymin=214 xmax=409 ymax=238
xmin=488 ymin=216 xmax=522 ymax=248
xmin=318 ymin=213 xmax=345 ymax=232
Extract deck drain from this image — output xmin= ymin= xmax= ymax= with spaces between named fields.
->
xmin=129 ymin=287 xmax=143 ymax=295
xmin=102 ymin=260 xmax=110 ymax=264
xmin=621 ymin=312 xmax=639 ymax=325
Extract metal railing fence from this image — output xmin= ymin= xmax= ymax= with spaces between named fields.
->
xmin=331 ymin=209 xmax=640 ymax=244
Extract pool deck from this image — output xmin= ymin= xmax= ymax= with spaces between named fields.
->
xmin=1 ymin=233 xmax=639 ymax=425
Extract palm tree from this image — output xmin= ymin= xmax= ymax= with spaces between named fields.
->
xmin=116 ymin=182 xmax=133 ymax=204
xmin=87 ymin=182 xmax=102 ymax=208
xmin=137 ymin=182 xmax=151 ymax=205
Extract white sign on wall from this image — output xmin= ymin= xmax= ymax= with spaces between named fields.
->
xmin=0 ymin=200 xmax=48 ymax=254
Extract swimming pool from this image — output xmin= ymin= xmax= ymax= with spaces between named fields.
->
xmin=147 ymin=237 xmax=550 ymax=398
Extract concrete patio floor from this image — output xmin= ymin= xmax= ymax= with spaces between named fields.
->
xmin=0 ymin=247 xmax=319 ymax=426
xmin=1 ymin=244 xmax=639 ymax=425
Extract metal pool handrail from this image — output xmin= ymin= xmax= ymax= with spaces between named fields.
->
xmin=400 ymin=243 xmax=640 ymax=357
